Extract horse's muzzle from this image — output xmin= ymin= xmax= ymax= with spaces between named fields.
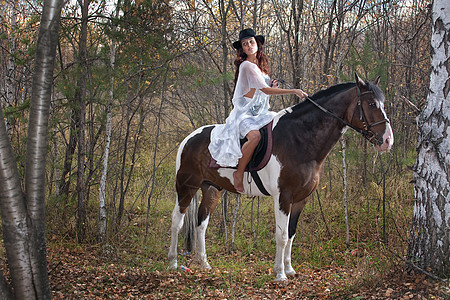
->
xmin=374 ymin=123 xmax=394 ymax=152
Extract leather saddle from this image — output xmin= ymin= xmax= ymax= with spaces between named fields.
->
xmin=209 ymin=120 xmax=273 ymax=172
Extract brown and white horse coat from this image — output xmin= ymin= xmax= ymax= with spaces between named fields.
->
xmin=168 ymin=75 xmax=394 ymax=281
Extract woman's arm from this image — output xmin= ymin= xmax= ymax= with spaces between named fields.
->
xmin=260 ymin=87 xmax=308 ymax=99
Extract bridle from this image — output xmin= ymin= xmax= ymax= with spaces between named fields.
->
xmin=355 ymin=87 xmax=391 ymax=141
xmin=304 ymin=85 xmax=390 ymax=145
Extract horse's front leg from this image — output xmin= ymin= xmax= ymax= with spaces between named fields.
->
xmin=273 ymin=193 xmax=291 ymax=281
xmin=284 ymin=199 xmax=308 ymax=276
xmin=284 ymin=235 xmax=296 ymax=276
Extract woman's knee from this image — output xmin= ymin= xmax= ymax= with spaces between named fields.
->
xmin=247 ymin=130 xmax=261 ymax=144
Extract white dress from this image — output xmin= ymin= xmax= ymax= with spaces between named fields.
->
xmin=208 ymin=61 xmax=275 ymax=167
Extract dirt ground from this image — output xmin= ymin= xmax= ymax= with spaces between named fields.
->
xmin=47 ymin=246 xmax=449 ymax=299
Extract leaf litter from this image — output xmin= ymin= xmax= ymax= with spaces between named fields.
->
xmin=43 ymin=245 xmax=448 ymax=299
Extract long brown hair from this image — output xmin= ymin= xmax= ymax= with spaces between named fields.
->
xmin=233 ymin=39 xmax=270 ymax=84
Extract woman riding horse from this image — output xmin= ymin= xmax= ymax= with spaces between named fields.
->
xmin=168 ymin=30 xmax=394 ymax=281
xmin=208 ymin=28 xmax=308 ymax=193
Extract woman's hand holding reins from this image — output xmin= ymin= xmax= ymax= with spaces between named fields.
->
xmin=270 ymin=79 xmax=280 ymax=88
xmin=294 ymin=89 xmax=308 ymax=99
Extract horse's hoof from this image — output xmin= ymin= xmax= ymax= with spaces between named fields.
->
xmin=285 ymin=269 xmax=296 ymax=276
xmin=273 ymin=274 xmax=288 ymax=282
xmin=200 ymin=261 xmax=211 ymax=270
xmin=168 ymin=260 xmax=178 ymax=270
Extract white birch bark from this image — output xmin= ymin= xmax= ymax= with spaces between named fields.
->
xmin=4 ymin=0 xmax=17 ymax=136
xmin=98 ymin=51 xmax=113 ymax=241
xmin=407 ymin=0 xmax=449 ymax=277
xmin=6 ymin=0 xmax=16 ymax=104
xmin=25 ymin=0 xmax=64 ymax=296
xmin=99 ymin=2 xmax=121 ymax=242
xmin=0 ymin=0 xmax=63 ymax=297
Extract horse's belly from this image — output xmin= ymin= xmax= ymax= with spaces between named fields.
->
xmin=211 ymin=155 xmax=282 ymax=197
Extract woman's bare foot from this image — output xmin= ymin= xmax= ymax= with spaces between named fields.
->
xmin=233 ymin=171 xmax=245 ymax=193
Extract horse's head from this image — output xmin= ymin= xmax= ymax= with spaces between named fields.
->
xmin=351 ymin=74 xmax=394 ymax=152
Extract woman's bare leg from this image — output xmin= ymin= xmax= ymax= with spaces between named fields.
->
xmin=233 ymin=130 xmax=261 ymax=193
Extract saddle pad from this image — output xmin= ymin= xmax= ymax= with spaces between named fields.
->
xmin=209 ymin=120 xmax=273 ymax=172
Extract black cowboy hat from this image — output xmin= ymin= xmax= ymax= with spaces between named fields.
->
xmin=232 ymin=28 xmax=265 ymax=49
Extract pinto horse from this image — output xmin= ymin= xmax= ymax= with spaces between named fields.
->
xmin=168 ymin=74 xmax=394 ymax=281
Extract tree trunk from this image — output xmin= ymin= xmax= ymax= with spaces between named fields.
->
xmin=145 ymin=70 xmax=167 ymax=240
xmin=230 ymin=194 xmax=241 ymax=252
xmin=116 ymin=107 xmax=132 ymax=229
xmin=219 ymin=191 xmax=228 ymax=239
xmin=99 ymin=46 xmax=115 ymax=243
xmin=58 ymin=109 xmax=78 ymax=199
xmin=99 ymin=0 xmax=121 ymax=243
xmin=0 ymin=0 xmax=63 ymax=298
xmin=4 ymin=0 xmax=16 ymax=137
xmin=76 ymin=0 xmax=90 ymax=243
xmin=0 ymin=272 xmax=13 ymax=299
xmin=341 ymin=138 xmax=350 ymax=248
xmin=25 ymin=0 xmax=64 ymax=296
xmin=219 ymin=0 xmax=231 ymax=120
xmin=292 ymin=0 xmax=304 ymax=91
xmin=407 ymin=0 xmax=449 ymax=278
xmin=273 ymin=0 xmax=304 ymax=104
xmin=0 ymin=100 xmax=34 ymax=299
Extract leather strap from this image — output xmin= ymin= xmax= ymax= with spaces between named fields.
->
xmin=251 ymin=171 xmax=270 ymax=196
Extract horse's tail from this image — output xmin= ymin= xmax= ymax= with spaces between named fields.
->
xmin=182 ymin=191 xmax=198 ymax=253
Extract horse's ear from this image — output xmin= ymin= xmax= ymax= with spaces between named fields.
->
xmin=374 ymin=76 xmax=381 ymax=86
xmin=354 ymin=73 xmax=366 ymax=88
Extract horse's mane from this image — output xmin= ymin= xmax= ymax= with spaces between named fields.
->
xmin=310 ymin=82 xmax=356 ymax=101
xmin=290 ymin=82 xmax=356 ymax=112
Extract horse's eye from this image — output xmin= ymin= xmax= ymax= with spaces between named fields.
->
xmin=369 ymin=102 xmax=377 ymax=108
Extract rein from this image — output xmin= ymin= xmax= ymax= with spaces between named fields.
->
xmin=277 ymin=79 xmax=389 ymax=145
xmin=305 ymin=94 xmax=368 ymax=136
xmin=305 ymin=89 xmax=389 ymax=145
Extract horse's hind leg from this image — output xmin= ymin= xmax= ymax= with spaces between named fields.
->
xmin=168 ymin=173 xmax=201 ymax=269
xmin=195 ymin=182 xmax=222 ymax=269
xmin=168 ymin=196 xmax=187 ymax=269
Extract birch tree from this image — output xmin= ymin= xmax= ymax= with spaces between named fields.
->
xmin=4 ymin=0 xmax=17 ymax=136
xmin=98 ymin=0 xmax=122 ymax=243
xmin=0 ymin=0 xmax=64 ymax=297
xmin=407 ymin=0 xmax=449 ymax=278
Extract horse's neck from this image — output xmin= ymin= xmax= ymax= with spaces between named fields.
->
xmin=276 ymin=88 xmax=356 ymax=163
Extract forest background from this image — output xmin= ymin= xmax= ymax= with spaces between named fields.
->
xmin=0 ymin=0 xmax=446 ymax=298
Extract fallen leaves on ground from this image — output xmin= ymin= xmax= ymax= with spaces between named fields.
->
xmin=45 ymin=246 xmax=448 ymax=299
